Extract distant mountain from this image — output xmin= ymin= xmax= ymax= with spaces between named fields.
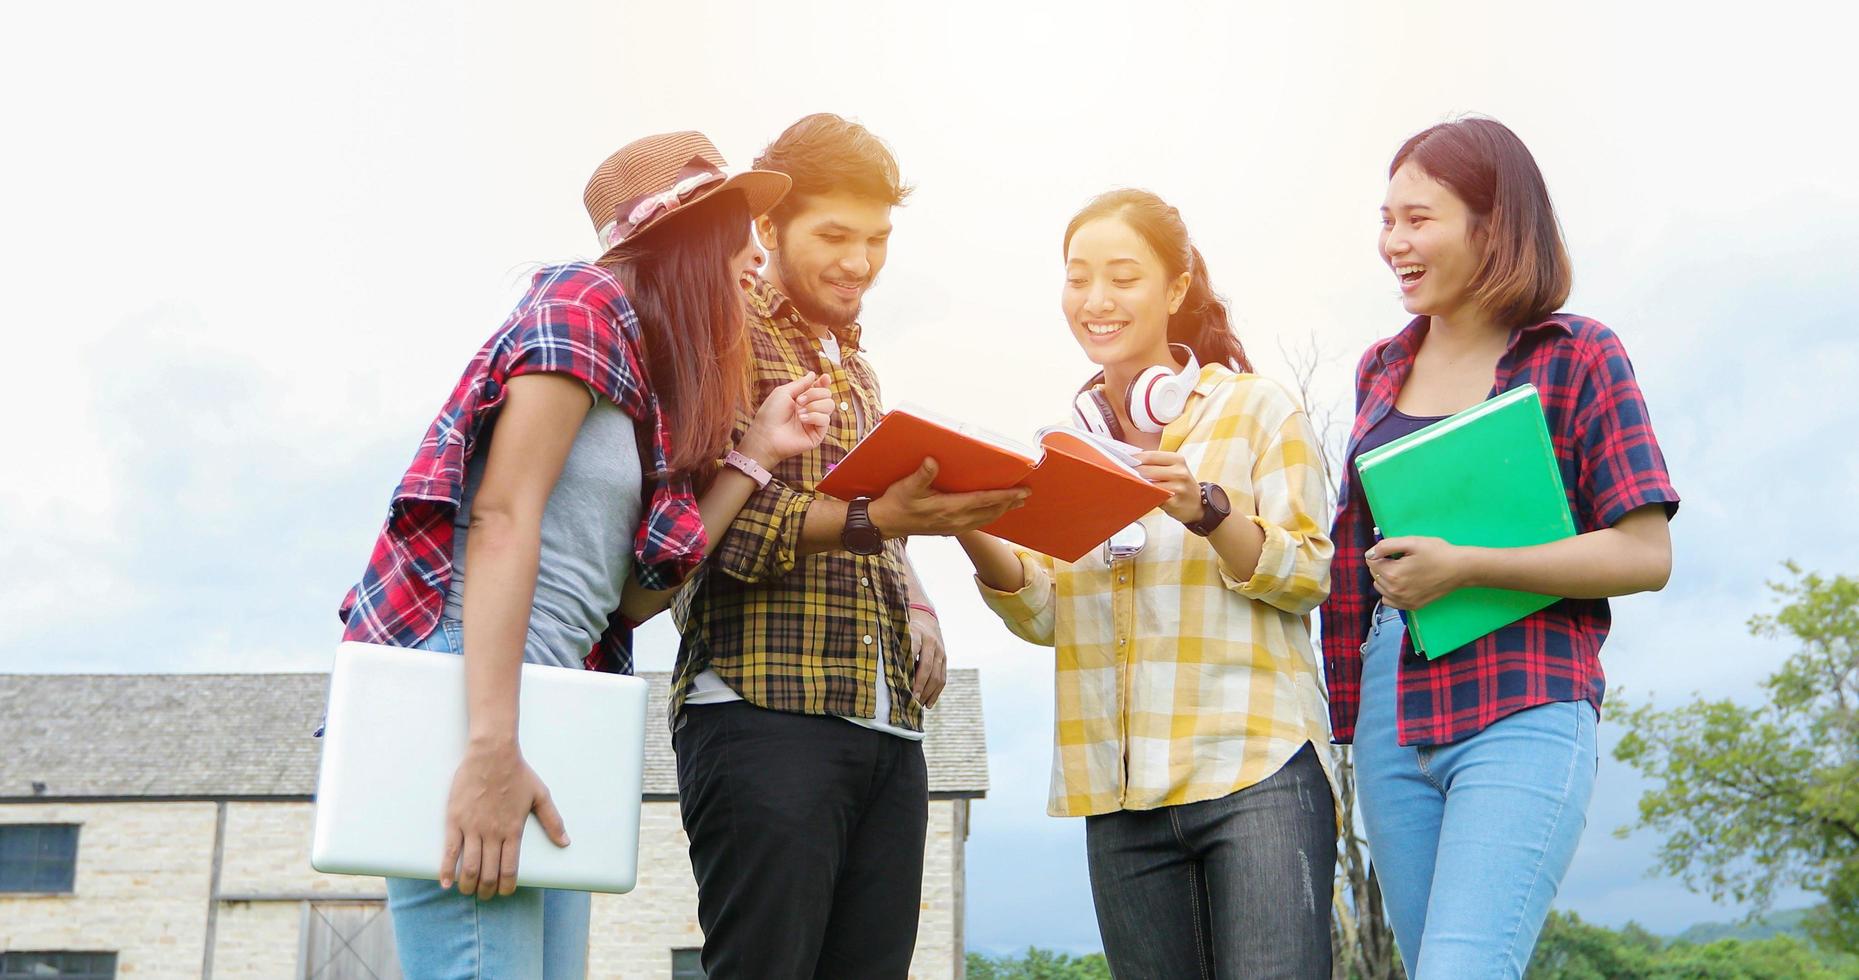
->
xmin=1671 ymin=907 xmax=1816 ymax=945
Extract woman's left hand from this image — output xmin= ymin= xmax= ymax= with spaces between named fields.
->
xmin=739 ymin=372 xmax=835 ymax=466
xmin=1365 ymin=536 xmax=1472 ymax=610
xmin=1134 ymin=451 xmax=1204 ymax=525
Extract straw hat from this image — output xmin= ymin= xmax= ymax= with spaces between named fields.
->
xmin=583 ymin=130 xmax=790 ymax=259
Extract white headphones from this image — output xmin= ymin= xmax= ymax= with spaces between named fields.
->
xmin=1072 ymin=343 xmax=1201 ymax=439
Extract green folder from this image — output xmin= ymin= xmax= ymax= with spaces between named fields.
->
xmin=1355 ymin=384 xmax=1577 ymax=659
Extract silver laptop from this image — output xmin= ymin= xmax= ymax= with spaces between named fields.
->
xmin=311 ymin=641 xmax=647 ymax=894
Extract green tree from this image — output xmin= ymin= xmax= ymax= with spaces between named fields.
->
xmin=1527 ymin=910 xmax=1662 ymax=979
xmin=965 ymin=947 xmax=1113 ymax=980
xmin=1648 ymin=935 xmax=1854 ymax=979
xmin=1525 ymin=910 xmax=1859 ymax=978
xmin=1612 ymin=564 xmax=1859 ymax=953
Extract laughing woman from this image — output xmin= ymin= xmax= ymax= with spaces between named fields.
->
xmin=1322 ymin=117 xmax=1680 ymax=979
xmin=960 ymin=189 xmax=1339 ymax=979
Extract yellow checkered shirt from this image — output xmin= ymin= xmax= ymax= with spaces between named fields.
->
xmin=979 ymin=365 xmax=1338 ymax=816
xmin=669 ymin=277 xmax=919 ymax=731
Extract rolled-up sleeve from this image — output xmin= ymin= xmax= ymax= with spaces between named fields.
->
xmin=712 ymin=480 xmax=814 ymax=584
xmin=1574 ymin=329 xmax=1680 ymax=530
xmin=1225 ymin=407 xmax=1335 ymax=615
xmin=975 ymin=551 xmax=1057 ymax=647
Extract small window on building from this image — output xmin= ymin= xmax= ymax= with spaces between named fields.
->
xmin=301 ymin=902 xmax=398 ymax=980
xmin=0 ymin=824 xmax=80 ymax=893
xmin=671 ymin=948 xmax=707 ymax=980
xmin=0 ymin=951 xmax=117 ymax=979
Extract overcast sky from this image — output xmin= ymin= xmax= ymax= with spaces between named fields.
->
xmin=5 ymin=0 xmax=1857 ymax=955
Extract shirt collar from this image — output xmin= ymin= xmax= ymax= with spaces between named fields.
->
xmin=746 ymin=275 xmax=865 ymax=353
xmin=1156 ymin=362 xmax=1240 ymax=452
xmin=1512 ymin=314 xmax=1575 ymax=344
xmin=1379 ymin=314 xmax=1573 ymax=366
xmin=1191 ymin=360 xmax=1236 ymax=397
xmin=1379 ymin=316 xmax=1429 ymax=366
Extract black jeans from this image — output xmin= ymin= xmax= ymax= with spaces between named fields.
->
xmin=673 ymin=700 xmax=928 ymax=979
xmin=1084 ymin=743 xmax=1336 ymax=979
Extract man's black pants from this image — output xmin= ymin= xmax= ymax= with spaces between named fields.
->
xmin=673 ymin=700 xmax=928 ymax=979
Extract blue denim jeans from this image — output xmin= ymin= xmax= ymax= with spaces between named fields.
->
xmin=383 ymin=618 xmax=592 ymax=980
xmin=1354 ymin=605 xmax=1596 ymax=979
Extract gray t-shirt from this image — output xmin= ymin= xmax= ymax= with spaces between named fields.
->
xmin=443 ymin=395 xmax=641 ymax=668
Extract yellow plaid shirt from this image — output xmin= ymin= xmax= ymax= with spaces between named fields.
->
xmin=669 ymin=277 xmax=920 ymax=730
xmin=979 ymin=365 xmax=1337 ymax=816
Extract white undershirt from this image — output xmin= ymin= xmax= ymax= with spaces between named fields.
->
xmin=686 ymin=332 xmax=924 ymax=741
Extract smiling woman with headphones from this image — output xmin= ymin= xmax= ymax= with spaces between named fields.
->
xmin=959 ymin=188 xmax=1340 ymax=979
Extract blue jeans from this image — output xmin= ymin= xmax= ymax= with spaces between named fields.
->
xmin=384 ymin=618 xmax=592 ymax=980
xmin=1354 ymin=605 xmax=1596 ymax=979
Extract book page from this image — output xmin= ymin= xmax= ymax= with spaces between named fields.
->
xmin=891 ymin=402 xmax=1036 ymax=461
xmin=1034 ymin=425 xmax=1146 ymax=479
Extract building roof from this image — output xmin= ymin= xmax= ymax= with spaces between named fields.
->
xmin=0 ymin=670 xmax=987 ymax=802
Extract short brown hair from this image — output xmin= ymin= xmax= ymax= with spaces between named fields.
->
xmin=753 ymin=113 xmax=911 ymax=226
xmin=1391 ymin=117 xmax=1572 ymax=327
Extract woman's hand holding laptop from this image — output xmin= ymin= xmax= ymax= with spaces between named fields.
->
xmin=441 ymin=738 xmax=571 ymax=900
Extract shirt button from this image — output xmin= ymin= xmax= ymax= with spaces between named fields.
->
xmin=860 ymin=576 xmax=871 ymax=588
xmin=862 ymin=634 xmax=874 ymax=646
xmin=839 ymin=400 xmax=851 ymax=412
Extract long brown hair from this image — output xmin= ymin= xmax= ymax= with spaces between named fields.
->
xmin=1391 ymin=117 xmax=1572 ymax=328
xmin=1062 ymin=189 xmax=1252 ymax=373
xmin=600 ymin=190 xmax=752 ymax=475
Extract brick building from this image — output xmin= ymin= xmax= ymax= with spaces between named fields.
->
xmin=0 ymin=671 xmax=986 ymax=979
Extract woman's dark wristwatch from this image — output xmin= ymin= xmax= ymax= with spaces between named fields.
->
xmin=1182 ymin=482 xmax=1231 ymax=537
xmin=842 ymin=497 xmax=885 ymax=555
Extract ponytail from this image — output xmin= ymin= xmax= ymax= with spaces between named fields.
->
xmin=1170 ymin=245 xmax=1251 ymax=373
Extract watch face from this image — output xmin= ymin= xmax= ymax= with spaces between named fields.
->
xmin=846 ymin=527 xmax=884 ymax=556
xmin=1204 ymin=482 xmax=1231 ymax=516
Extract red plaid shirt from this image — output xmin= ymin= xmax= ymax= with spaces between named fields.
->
xmin=1322 ymin=314 xmax=1680 ymax=746
xmin=338 ymin=263 xmax=706 ymax=673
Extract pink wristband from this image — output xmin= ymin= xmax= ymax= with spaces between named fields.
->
xmin=908 ymin=602 xmax=937 ymax=618
xmin=724 ymin=450 xmax=772 ymax=488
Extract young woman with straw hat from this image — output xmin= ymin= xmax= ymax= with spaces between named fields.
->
xmin=338 ymin=130 xmax=831 ymax=978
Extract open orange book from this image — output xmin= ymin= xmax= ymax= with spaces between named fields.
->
xmin=814 ymin=403 xmax=1170 ymax=562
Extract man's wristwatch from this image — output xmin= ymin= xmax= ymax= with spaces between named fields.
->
xmin=842 ymin=497 xmax=885 ymax=555
xmin=1182 ymin=482 xmax=1231 ymax=537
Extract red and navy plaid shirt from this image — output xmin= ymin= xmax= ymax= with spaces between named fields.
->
xmin=1322 ymin=314 xmax=1680 ymax=746
xmin=338 ymin=263 xmax=707 ymax=674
